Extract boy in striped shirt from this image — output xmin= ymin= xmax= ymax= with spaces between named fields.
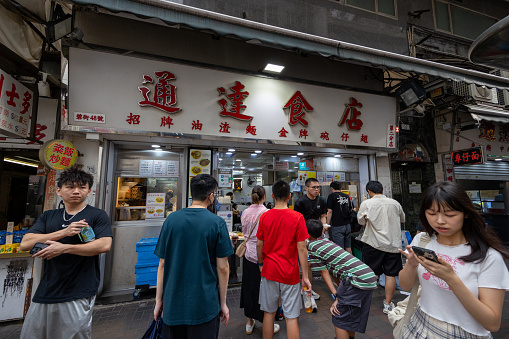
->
xmin=306 ymin=219 xmax=377 ymax=339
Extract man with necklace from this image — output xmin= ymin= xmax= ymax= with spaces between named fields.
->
xmin=20 ymin=166 xmax=112 ymax=339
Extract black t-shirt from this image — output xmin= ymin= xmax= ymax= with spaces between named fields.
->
xmin=27 ymin=205 xmax=112 ymax=303
xmin=327 ymin=192 xmax=353 ymax=226
xmin=294 ymin=195 xmax=327 ymax=221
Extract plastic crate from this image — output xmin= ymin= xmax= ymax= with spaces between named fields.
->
xmin=136 ymin=237 xmax=159 ymax=264
xmin=135 ymin=262 xmax=158 ymax=286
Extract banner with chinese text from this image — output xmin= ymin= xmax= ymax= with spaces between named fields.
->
xmin=0 ymin=68 xmax=33 ymax=138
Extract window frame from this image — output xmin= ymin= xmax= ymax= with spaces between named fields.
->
xmin=344 ymin=0 xmax=398 ymax=19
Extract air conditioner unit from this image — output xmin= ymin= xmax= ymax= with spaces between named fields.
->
xmin=468 ymin=84 xmax=498 ymax=104
xmin=491 ymin=69 xmax=509 ymax=107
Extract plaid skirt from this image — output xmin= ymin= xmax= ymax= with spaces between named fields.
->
xmin=403 ymin=306 xmax=493 ymax=339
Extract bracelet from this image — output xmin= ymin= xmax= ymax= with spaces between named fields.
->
xmin=257 ymin=261 xmax=263 ymax=266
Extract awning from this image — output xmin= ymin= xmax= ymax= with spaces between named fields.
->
xmin=466 ymin=104 xmax=509 ymax=123
xmin=70 ymin=0 xmax=509 ymax=89
xmin=468 ymin=15 xmax=509 ymax=71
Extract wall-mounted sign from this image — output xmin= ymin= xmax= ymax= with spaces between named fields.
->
xmin=218 ymin=168 xmax=233 ymax=188
xmin=0 ymin=68 xmax=33 ymax=138
xmin=39 ymin=140 xmax=78 ymax=170
xmin=275 ymin=161 xmax=289 ymax=170
xmin=452 ymin=147 xmax=484 ymax=166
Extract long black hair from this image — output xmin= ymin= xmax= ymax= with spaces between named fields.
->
xmin=419 ymin=181 xmax=509 ymax=263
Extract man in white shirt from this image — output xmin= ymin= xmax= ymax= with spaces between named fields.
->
xmin=357 ymin=181 xmax=405 ymax=314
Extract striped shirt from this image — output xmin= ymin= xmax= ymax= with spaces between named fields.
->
xmin=308 ymin=239 xmax=377 ymax=290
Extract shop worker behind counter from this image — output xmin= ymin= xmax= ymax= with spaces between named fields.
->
xmin=154 ymin=174 xmax=233 ymax=339
xmin=19 ymin=166 xmax=113 ymax=339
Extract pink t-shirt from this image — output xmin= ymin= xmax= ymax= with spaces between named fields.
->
xmin=241 ymin=204 xmax=268 ymax=263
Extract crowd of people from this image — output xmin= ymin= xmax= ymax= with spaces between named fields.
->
xmin=17 ymin=167 xmax=508 ymax=339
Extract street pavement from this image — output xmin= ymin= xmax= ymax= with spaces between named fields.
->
xmin=1 ymin=275 xmax=509 ymax=339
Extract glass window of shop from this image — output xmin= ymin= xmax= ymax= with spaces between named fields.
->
xmin=113 ymin=146 xmax=183 ymax=222
xmin=216 ymin=151 xmax=360 ymax=210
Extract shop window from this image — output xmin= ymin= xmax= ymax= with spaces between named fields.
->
xmin=434 ymin=1 xmax=497 ymax=40
xmin=114 ymin=147 xmax=181 ymax=221
xmin=346 ymin=0 xmax=396 ymax=17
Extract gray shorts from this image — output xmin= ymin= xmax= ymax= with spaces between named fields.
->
xmin=331 ymin=224 xmax=351 ymax=248
xmin=20 ymin=296 xmax=95 ymax=339
xmin=259 ymin=277 xmax=302 ymax=319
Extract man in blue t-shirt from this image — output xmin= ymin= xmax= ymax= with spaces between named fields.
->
xmin=154 ymin=174 xmax=233 ymax=339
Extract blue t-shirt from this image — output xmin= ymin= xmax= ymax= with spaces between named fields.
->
xmin=154 ymin=208 xmax=233 ymax=326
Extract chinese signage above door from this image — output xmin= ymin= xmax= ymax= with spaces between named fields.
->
xmin=0 ymin=68 xmax=33 ymax=138
xmin=69 ymin=48 xmax=397 ymax=149
xmin=452 ymin=147 xmax=484 ymax=166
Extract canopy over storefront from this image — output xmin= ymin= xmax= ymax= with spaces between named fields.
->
xmin=68 ymin=0 xmax=509 ymax=89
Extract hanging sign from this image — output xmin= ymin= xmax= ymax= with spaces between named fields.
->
xmin=39 ymin=140 xmax=78 ymax=170
xmin=451 ymin=147 xmax=484 ymax=166
xmin=0 ymin=68 xmax=33 ymax=138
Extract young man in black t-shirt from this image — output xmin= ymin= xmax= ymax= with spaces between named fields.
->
xmin=326 ymin=181 xmax=354 ymax=254
xmin=20 ymin=166 xmax=112 ymax=339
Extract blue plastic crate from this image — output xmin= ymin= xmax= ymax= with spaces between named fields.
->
xmin=135 ymin=262 xmax=158 ymax=286
xmin=136 ymin=237 xmax=159 ymax=264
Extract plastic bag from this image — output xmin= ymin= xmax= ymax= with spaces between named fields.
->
xmin=142 ymin=317 xmax=163 ymax=339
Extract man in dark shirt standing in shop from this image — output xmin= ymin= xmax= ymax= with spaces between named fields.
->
xmin=294 ymin=177 xmax=327 ymax=307
xmin=154 ymin=174 xmax=233 ymax=339
xmin=326 ymin=181 xmax=354 ymax=254
xmin=19 ymin=166 xmax=112 ymax=339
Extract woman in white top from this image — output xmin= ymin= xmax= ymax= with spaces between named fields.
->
xmin=399 ymin=181 xmax=509 ymax=338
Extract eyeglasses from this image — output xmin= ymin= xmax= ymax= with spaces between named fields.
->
xmin=308 ymin=186 xmax=320 ymax=190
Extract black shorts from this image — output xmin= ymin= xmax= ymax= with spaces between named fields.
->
xmin=332 ymin=279 xmax=373 ymax=333
xmin=361 ymin=243 xmax=402 ymax=277
xmin=163 ymin=313 xmax=220 ymax=339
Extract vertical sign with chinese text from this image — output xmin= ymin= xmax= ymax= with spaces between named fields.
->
xmin=0 ymin=68 xmax=33 ymax=138
xmin=43 ymin=170 xmax=57 ymax=211
xmin=387 ymin=124 xmax=396 ymax=148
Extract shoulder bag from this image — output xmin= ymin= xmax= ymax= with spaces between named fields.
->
xmin=235 ymin=212 xmax=263 ymax=258
xmin=389 ymin=233 xmax=431 ymax=339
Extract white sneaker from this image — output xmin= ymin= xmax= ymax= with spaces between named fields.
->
xmin=311 ymin=297 xmax=318 ymax=313
xmin=246 ymin=320 xmax=255 ymax=335
xmin=311 ymin=290 xmax=320 ymax=300
xmin=383 ymin=299 xmax=395 ymax=314
xmin=273 ymin=323 xmax=280 ymax=334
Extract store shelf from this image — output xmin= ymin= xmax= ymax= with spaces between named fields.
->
xmin=116 ymin=206 xmax=147 ymax=209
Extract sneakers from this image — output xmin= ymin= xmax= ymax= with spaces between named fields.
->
xmin=383 ymin=299 xmax=395 ymax=314
xmin=311 ymin=290 xmax=320 ymax=300
xmin=276 ymin=306 xmax=284 ymax=321
xmin=311 ymin=297 xmax=318 ymax=313
xmin=246 ymin=321 xmax=280 ymax=335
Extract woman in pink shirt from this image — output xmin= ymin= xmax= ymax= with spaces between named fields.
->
xmin=240 ymin=186 xmax=279 ymax=335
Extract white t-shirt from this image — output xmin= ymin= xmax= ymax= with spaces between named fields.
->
xmin=411 ymin=233 xmax=509 ymax=336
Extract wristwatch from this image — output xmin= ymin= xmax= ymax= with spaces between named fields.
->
xmin=257 ymin=261 xmax=263 ymax=266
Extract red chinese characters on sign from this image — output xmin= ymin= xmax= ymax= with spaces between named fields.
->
xmin=341 ymin=133 xmax=349 ymax=142
xmin=44 ymin=170 xmax=57 ymax=212
xmin=339 ymin=97 xmax=363 ymax=130
xmin=192 ymin=120 xmax=203 ymax=131
xmin=139 ymin=71 xmax=181 ymax=114
xmin=487 ymin=144 xmax=492 ymax=152
xmin=75 ymin=113 xmax=105 ymax=123
xmin=246 ymin=124 xmax=257 ymax=135
xmin=218 ymin=81 xmax=252 ymax=121
xmin=27 ymin=124 xmax=47 ymax=144
xmin=452 ymin=148 xmax=484 ymax=166
xmin=0 ymin=70 xmax=33 ymax=138
xmin=361 ymin=134 xmax=368 ymax=143
xmin=278 ymin=127 xmax=289 ymax=138
xmin=5 ymin=83 xmax=19 ymax=107
xmin=387 ymin=125 xmax=395 ymax=148
xmin=126 ymin=113 xmax=140 ymax=125
xmin=160 ymin=116 xmax=174 ymax=129
xmin=283 ymin=91 xmax=313 ymax=126
xmin=299 ymin=129 xmax=308 ymax=139
xmin=320 ymin=131 xmax=329 ymax=140
xmin=20 ymin=91 xmax=32 ymax=114
xmin=219 ymin=122 xmax=231 ymax=133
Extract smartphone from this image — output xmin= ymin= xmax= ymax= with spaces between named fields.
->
xmin=412 ymin=246 xmax=440 ymax=263
xmin=30 ymin=242 xmax=49 ymax=255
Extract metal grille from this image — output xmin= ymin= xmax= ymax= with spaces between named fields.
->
xmin=454 ymin=161 xmax=509 ymax=181
xmin=452 ymin=81 xmax=469 ymax=97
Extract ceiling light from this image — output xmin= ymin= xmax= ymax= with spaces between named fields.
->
xmin=291 ymin=155 xmax=297 ymax=158
xmin=495 ymin=158 xmax=503 ymax=161
xmin=251 ymin=153 xmax=257 ymax=156
xmin=4 ymin=158 xmax=39 ymax=168
xmin=240 ymin=166 xmax=245 ymax=169
xmin=226 ymin=152 xmax=232 ymax=155
xmin=154 ymin=149 xmax=163 ymax=152
xmin=219 ymin=158 xmax=223 ymax=161
xmin=151 ymin=144 xmax=160 ymax=148
xmin=294 ymin=166 xmax=299 ymax=168
xmin=228 ymin=148 xmax=235 ymax=152
xmin=263 ymin=63 xmax=285 ymax=73
xmin=297 ymin=152 xmax=304 ymax=156
xmin=334 ymin=154 xmax=342 ymax=157
xmin=236 ymin=159 xmax=242 ymax=161
xmin=254 ymin=150 xmax=262 ymax=154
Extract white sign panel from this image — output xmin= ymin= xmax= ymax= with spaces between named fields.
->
xmin=218 ymin=211 xmax=233 ymax=232
xmin=146 ymin=193 xmax=165 ymax=219
xmin=218 ymin=168 xmax=232 ymax=188
xmin=153 ymin=160 xmax=166 ymax=177
xmin=139 ymin=159 xmax=154 ymax=176
xmin=69 ymin=48 xmax=397 ymax=149
xmin=167 ymin=160 xmax=179 ymax=177
xmin=0 ymin=68 xmax=33 ymax=138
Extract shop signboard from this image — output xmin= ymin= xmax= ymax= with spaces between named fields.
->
xmin=39 ymin=140 xmax=78 ymax=170
xmin=69 ymin=48 xmax=398 ymax=149
xmin=218 ymin=168 xmax=233 ymax=188
xmin=0 ymin=68 xmax=33 ymax=138
xmin=167 ymin=160 xmax=179 ymax=177
xmin=451 ymin=147 xmax=484 ymax=166
xmin=275 ymin=161 xmax=289 ymax=170
xmin=334 ymin=172 xmax=346 ymax=181
xmin=43 ymin=170 xmax=57 ymax=211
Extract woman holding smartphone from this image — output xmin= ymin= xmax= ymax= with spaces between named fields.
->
xmin=399 ymin=181 xmax=509 ymax=338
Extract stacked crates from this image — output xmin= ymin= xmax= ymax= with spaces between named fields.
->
xmin=135 ymin=238 xmax=159 ymax=288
